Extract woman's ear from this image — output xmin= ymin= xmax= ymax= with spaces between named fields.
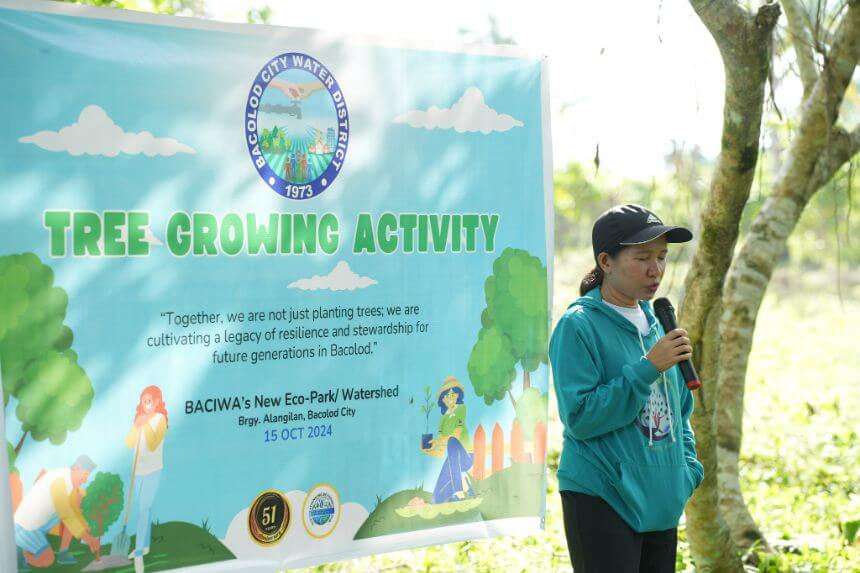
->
xmin=597 ymin=252 xmax=612 ymax=274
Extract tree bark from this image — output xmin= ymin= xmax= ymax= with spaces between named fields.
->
xmin=684 ymin=303 xmax=745 ymax=572
xmin=14 ymin=431 xmax=28 ymax=456
xmin=680 ymin=1 xmax=780 ymax=570
xmin=523 ymin=369 xmax=531 ymax=391
xmin=781 ymin=0 xmax=819 ymax=99
xmin=716 ymin=0 xmax=860 ymax=552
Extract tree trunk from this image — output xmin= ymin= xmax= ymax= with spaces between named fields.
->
xmin=507 ymin=390 xmax=517 ymax=409
xmin=683 ymin=303 xmax=744 ymax=572
xmin=522 ymin=369 xmax=531 ymax=391
xmin=716 ymin=1 xmax=860 ymax=551
xmin=14 ymin=431 xmax=28 ymax=456
xmin=680 ymin=1 xmax=780 ymax=569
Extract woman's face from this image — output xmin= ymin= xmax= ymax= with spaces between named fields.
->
xmin=141 ymin=394 xmax=155 ymax=413
xmin=600 ymin=236 xmax=668 ymax=301
xmin=443 ymin=390 xmax=458 ymax=411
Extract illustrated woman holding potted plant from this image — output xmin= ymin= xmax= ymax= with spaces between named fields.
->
xmin=421 ymin=376 xmax=475 ymax=503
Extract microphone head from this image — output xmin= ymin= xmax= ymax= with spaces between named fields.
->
xmin=653 ymin=297 xmax=674 ymax=314
xmin=652 ymin=297 xmax=677 ymax=331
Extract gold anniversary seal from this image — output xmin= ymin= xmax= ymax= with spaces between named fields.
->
xmin=248 ymin=490 xmax=290 ymax=545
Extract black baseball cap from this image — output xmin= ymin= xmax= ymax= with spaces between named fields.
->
xmin=592 ymin=204 xmax=693 ymax=260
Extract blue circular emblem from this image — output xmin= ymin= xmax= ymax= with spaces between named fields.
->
xmin=245 ymin=52 xmax=349 ymax=200
xmin=309 ymin=492 xmax=335 ymax=526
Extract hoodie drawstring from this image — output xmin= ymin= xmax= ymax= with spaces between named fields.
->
xmin=638 ymin=329 xmax=676 ymax=446
xmin=662 ymin=371 xmax=677 ymax=443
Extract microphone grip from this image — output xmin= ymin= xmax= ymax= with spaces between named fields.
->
xmin=678 ymin=359 xmax=702 ymax=391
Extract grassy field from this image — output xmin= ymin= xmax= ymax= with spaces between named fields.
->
xmin=291 ymin=254 xmax=859 ymax=572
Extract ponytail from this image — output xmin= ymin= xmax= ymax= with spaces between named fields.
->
xmin=579 ymin=266 xmax=604 ymax=296
xmin=580 ymin=245 xmax=623 ymax=296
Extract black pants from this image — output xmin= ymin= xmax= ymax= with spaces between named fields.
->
xmin=560 ymin=491 xmax=677 ymax=573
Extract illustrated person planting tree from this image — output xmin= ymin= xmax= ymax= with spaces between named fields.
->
xmin=13 ymin=455 xmax=100 ymax=570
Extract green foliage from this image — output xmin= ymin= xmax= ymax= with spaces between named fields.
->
xmin=468 ymin=248 xmax=548 ymax=405
xmin=843 ymin=520 xmax=860 ymax=545
xmin=0 ymin=253 xmax=74 ymax=403
xmin=786 ymin=162 xmax=860 ymax=268
xmin=0 ymin=254 xmax=93 ymax=451
xmin=467 ymin=325 xmax=517 ymax=405
xmin=554 ymin=157 xmax=706 ymax=260
xmin=246 ymin=5 xmax=273 ymax=25
xmin=736 ymin=280 xmax=860 ymax=572
xmin=553 ymin=162 xmax=603 ymax=248
xmin=482 ymin=248 xmax=548 ymax=372
xmin=514 ymin=388 xmax=548 ymax=439
xmin=6 ymin=440 xmax=16 ymax=474
xmin=57 ymin=0 xmax=205 ymax=16
xmin=16 ymin=349 xmax=94 ymax=446
xmin=80 ymin=471 xmax=123 ymax=538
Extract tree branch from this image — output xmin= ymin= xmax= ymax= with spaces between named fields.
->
xmin=806 ymin=126 xmax=860 ymax=194
xmin=772 ymin=1 xmax=860 ymax=196
xmin=781 ymin=0 xmax=819 ymax=97
xmin=14 ymin=431 xmax=27 ymax=456
xmin=689 ymin=0 xmax=751 ymax=51
xmin=810 ymin=1 xmax=860 ymax=127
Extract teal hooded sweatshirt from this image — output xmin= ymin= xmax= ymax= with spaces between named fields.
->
xmin=549 ymin=286 xmax=704 ymax=533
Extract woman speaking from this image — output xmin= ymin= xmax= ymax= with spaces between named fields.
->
xmin=549 ymin=204 xmax=704 ymax=572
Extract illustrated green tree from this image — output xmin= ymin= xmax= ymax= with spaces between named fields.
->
xmin=260 ymin=127 xmax=271 ymax=151
xmin=467 ymin=326 xmax=517 ymax=405
xmin=16 ymin=350 xmax=94 ymax=450
xmin=0 ymin=253 xmax=72 ymax=401
xmin=467 ymin=248 xmax=548 ymax=407
xmin=0 ymin=253 xmax=93 ymax=455
xmin=80 ymin=472 xmax=124 ymax=561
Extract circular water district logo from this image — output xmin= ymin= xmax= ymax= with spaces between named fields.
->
xmin=248 ymin=490 xmax=291 ymax=545
xmin=245 ymin=52 xmax=349 ymax=200
xmin=302 ymin=483 xmax=341 ymax=538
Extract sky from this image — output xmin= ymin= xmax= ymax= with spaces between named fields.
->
xmin=201 ymin=0 xmax=729 ymax=181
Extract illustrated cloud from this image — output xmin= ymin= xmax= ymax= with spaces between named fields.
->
xmin=393 ymin=87 xmax=524 ymax=134
xmin=18 ymin=105 xmax=196 ymax=157
xmin=221 ymin=490 xmax=369 ymax=564
xmin=288 ymin=261 xmax=377 ymax=291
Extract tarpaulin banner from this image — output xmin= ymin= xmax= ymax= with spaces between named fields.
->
xmin=0 ymin=1 xmax=553 ymax=570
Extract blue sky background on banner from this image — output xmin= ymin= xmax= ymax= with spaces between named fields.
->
xmin=0 ymin=7 xmax=547 ymax=540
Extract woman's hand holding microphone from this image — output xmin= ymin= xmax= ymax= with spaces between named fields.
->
xmin=646 ymin=329 xmax=693 ymax=373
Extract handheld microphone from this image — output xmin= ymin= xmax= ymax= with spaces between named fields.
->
xmin=653 ymin=298 xmax=701 ymax=391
